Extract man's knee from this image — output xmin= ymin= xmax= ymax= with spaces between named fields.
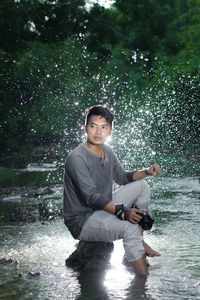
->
xmin=131 ymin=180 xmax=150 ymax=209
xmin=136 ymin=179 xmax=150 ymax=193
xmin=132 ymin=180 xmax=150 ymax=198
xmin=128 ymin=179 xmax=150 ymax=192
xmin=141 ymin=179 xmax=150 ymax=195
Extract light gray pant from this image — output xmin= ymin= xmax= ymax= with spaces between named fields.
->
xmin=77 ymin=180 xmax=150 ymax=262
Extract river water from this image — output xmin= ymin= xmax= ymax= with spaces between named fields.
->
xmin=0 ymin=159 xmax=200 ymax=300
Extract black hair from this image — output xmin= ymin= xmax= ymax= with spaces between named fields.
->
xmin=85 ymin=105 xmax=114 ymax=128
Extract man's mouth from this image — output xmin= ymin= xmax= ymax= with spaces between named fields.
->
xmin=94 ymin=136 xmax=102 ymax=141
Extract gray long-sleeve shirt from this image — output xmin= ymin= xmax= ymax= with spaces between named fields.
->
xmin=63 ymin=143 xmax=135 ymax=239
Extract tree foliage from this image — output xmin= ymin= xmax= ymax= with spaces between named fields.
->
xmin=0 ymin=0 xmax=199 ymax=161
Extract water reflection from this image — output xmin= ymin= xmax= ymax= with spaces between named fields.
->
xmin=77 ymin=271 xmax=150 ymax=300
xmin=126 ymin=277 xmax=151 ymax=300
xmin=77 ymin=272 xmax=108 ymax=300
xmin=104 ymin=240 xmax=134 ymax=298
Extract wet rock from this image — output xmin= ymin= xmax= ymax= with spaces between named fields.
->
xmin=194 ymin=281 xmax=200 ymax=287
xmin=0 ymin=186 xmax=55 ymax=202
xmin=65 ymin=241 xmax=114 ymax=272
xmin=27 ymin=272 xmax=41 ymax=278
xmin=0 ymin=258 xmax=19 ymax=265
xmin=9 ymin=207 xmax=37 ymax=223
xmin=38 ymin=203 xmax=63 ymax=221
xmin=1 ymin=195 xmax=21 ymax=202
xmin=22 ymin=187 xmax=55 ymax=198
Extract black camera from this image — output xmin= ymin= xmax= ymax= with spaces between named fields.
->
xmin=136 ymin=207 xmax=154 ymax=230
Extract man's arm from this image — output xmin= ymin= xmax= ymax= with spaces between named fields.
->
xmin=103 ymin=163 xmax=161 ymax=223
xmin=103 ymin=202 xmax=115 ymax=214
xmin=133 ymin=163 xmax=161 ymax=181
xmin=103 ymin=202 xmax=144 ymax=223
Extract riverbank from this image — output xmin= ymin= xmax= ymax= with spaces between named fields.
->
xmin=0 ymin=144 xmax=199 ymax=189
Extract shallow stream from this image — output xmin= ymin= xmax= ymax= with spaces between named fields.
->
xmin=0 ymin=160 xmax=200 ymax=300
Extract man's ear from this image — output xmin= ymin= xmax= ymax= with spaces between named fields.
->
xmin=84 ymin=125 xmax=87 ymax=134
xmin=109 ymin=128 xmax=113 ymax=137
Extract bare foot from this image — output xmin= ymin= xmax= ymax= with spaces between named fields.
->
xmin=143 ymin=241 xmax=161 ymax=257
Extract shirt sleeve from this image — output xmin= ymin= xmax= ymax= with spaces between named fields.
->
xmin=112 ymin=151 xmax=136 ymax=185
xmin=65 ymin=153 xmax=111 ymax=210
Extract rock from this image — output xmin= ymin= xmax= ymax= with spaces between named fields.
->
xmin=8 ymin=202 xmax=62 ymax=223
xmin=38 ymin=203 xmax=63 ymax=221
xmin=0 ymin=258 xmax=19 ymax=265
xmin=65 ymin=241 xmax=114 ymax=272
xmin=27 ymin=272 xmax=41 ymax=278
xmin=22 ymin=187 xmax=55 ymax=198
xmin=194 ymin=281 xmax=200 ymax=287
xmin=9 ymin=207 xmax=37 ymax=223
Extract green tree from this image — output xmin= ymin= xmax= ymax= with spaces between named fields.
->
xmin=0 ymin=0 xmax=88 ymax=52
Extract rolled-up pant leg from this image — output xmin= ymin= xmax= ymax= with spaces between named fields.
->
xmin=77 ymin=180 xmax=150 ymax=262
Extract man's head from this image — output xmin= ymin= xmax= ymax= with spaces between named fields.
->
xmin=85 ymin=105 xmax=114 ymax=128
xmin=85 ymin=105 xmax=114 ymax=145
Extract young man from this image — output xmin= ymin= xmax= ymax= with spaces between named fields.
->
xmin=63 ymin=105 xmax=161 ymax=276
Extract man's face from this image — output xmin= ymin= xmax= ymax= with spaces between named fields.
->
xmin=85 ymin=115 xmax=112 ymax=145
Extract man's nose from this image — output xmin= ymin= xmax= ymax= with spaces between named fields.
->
xmin=95 ymin=126 xmax=101 ymax=134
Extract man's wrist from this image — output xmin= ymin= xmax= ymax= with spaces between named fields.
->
xmin=115 ymin=204 xmax=129 ymax=220
xmin=144 ymin=169 xmax=151 ymax=176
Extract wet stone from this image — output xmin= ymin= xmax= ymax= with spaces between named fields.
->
xmin=0 ymin=186 xmax=55 ymax=201
xmin=0 ymin=258 xmax=19 ymax=265
xmin=65 ymin=241 xmax=114 ymax=272
xmin=194 ymin=281 xmax=200 ymax=287
xmin=27 ymin=272 xmax=42 ymax=278
xmin=22 ymin=187 xmax=55 ymax=198
xmin=38 ymin=203 xmax=63 ymax=221
xmin=9 ymin=207 xmax=37 ymax=223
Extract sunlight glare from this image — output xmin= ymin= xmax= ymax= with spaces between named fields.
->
xmin=86 ymin=0 xmax=115 ymax=9
xmin=104 ymin=241 xmax=133 ymax=295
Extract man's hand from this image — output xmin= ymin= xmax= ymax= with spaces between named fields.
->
xmin=146 ymin=163 xmax=161 ymax=176
xmin=125 ymin=208 xmax=146 ymax=224
xmin=132 ymin=164 xmax=161 ymax=180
